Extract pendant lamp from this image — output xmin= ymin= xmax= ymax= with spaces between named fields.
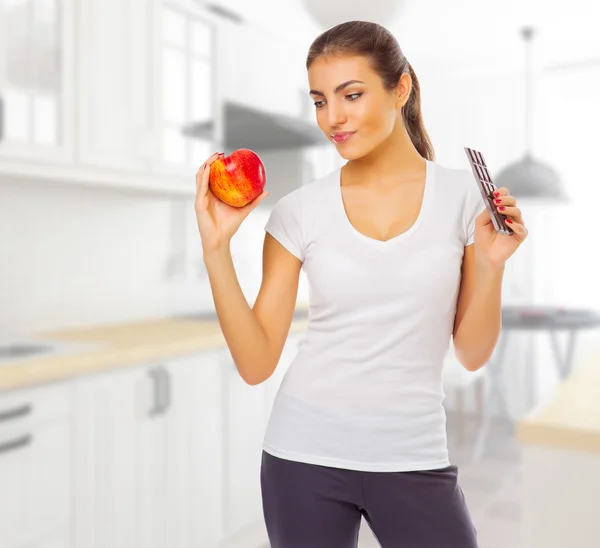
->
xmin=494 ymin=27 xmax=567 ymax=201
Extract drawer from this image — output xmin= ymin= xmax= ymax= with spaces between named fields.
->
xmin=0 ymin=381 xmax=71 ymax=428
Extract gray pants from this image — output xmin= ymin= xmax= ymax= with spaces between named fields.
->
xmin=260 ymin=450 xmax=478 ymax=548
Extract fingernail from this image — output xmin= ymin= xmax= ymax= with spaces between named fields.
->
xmin=493 ymin=191 xmax=499 ymax=197
xmin=506 ymin=218 xmax=513 ymax=224
xmin=499 ymin=206 xmax=505 ymax=211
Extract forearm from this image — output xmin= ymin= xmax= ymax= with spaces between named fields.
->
xmin=203 ymin=244 xmax=273 ymax=385
xmin=453 ymin=265 xmax=505 ymax=371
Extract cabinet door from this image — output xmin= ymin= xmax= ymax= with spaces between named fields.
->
xmin=152 ymin=1 xmax=217 ymax=178
xmin=72 ymin=365 xmax=166 ymax=548
xmin=0 ymin=0 xmax=75 ymax=163
xmin=76 ymin=0 xmax=156 ymax=172
xmin=222 ymin=352 xmax=268 ymax=540
xmin=23 ymin=420 xmax=71 ymax=544
xmin=0 ymin=381 xmax=71 ymax=548
xmin=30 ymin=528 xmax=70 ymax=548
xmin=216 ymin=19 xmax=305 ymax=119
xmin=0 ymin=426 xmax=28 ymax=546
xmin=162 ymin=350 xmax=224 ymax=548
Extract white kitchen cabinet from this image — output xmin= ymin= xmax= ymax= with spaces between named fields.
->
xmin=0 ymin=0 xmax=75 ymax=163
xmin=77 ymin=0 xmax=219 ymax=178
xmin=215 ymin=16 xmax=306 ymax=120
xmin=72 ymin=364 xmax=163 ymax=548
xmin=72 ymin=350 xmax=225 ymax=548
xmin=221 ymin=351 xmax=269 ymax=541
xmin=162 ymin=351 xmax=225 ymax=548
xmin=0 ymin=382 xmax=71 ymax=548
xmin=153 ymin=0 xmax=218 ymax=178
xmin=30 ymin=529 xmax=70 ymax=548
xmin=76 ymin=0 xmax=158 ymax=172
xmin=220 ymin=333 xmax=306 ymax=542
xmin=23 ymin=420 xmax=71 ymax=543
xmin=0 ymin=422 xmax=27 ymax=547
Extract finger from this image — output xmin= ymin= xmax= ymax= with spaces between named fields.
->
xmin=196 ymin=152 xmax=223 ymax=194
xmin=493 ymin=193 xmax=516 ymax=207
xmin=196 ymin=152 xmax=224 ymax=203
xmin=195 ymin=166 xmax=203 ymax=195
xmin=493 ymin=187 xmax=510 ymax=197
xmin=496 ymin=205 xmax=523 ymax=224
xmin=505 ymin=218 xmax=528 ymax=239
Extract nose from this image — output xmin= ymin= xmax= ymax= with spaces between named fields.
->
xmin=325 ymin=100 xmax=348 ymax=130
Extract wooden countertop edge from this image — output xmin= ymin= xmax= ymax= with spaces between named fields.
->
xmin=0 ymin=318 xmax=309 ymax=392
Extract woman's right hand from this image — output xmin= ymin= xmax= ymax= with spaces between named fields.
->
xmin=195 ymin=152 xmax=270 ymax=252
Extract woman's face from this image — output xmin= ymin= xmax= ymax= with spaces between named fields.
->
xmin=308 ymin=54 xmax=411 ymax=160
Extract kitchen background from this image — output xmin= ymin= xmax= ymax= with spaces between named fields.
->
xmin=1 ymin=0 xmax=599 ymax=547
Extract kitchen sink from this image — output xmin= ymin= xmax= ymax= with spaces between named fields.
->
xmin=0 ymin=338 xmax=110 ymax=366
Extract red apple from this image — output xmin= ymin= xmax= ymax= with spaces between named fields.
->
xmin=208 ymin=149 xmax=267 ymax=207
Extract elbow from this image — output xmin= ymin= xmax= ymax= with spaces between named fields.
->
xmin=463 ymin=360 xmax=487 ymax=373
xmin=237 ymin=362 xmax=276 ymax=386
xmin=454 ymin=347 xmax=489 ymax=373
xmin=244 ymin=374 xmax=271 ymax=387
xmin=244 ymin=375 xmax=264 ymax=386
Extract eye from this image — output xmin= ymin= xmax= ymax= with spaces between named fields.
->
xmin=314 ymin=93 xmax=363 ymax=109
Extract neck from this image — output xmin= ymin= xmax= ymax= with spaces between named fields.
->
xmin=345 ymin=120 xmax=425 ymax=185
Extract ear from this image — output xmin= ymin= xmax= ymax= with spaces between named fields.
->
xmin=396 ymin=72 xmax=411 ymax=109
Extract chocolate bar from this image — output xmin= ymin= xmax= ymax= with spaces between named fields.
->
xmin=464 ymin=147 xmax=514 ymax=235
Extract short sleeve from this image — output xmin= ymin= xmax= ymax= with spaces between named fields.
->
xmin=264 ymin=189 xmax=305 ymax=262
xmin=464 ymin=172 xmax=487 ymax=246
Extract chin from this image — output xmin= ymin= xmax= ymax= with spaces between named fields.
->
xmin=337 ymin=146 xmax=368 ymax=161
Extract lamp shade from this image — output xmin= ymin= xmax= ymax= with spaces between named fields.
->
xmin=494 ymin=152 xmax=568 ymax=201
xmin=301 ymin=0 xmax=404 ymax=29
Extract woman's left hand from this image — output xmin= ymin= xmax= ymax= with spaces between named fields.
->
xmin=474 ymin=187 xmax=529 ymax=270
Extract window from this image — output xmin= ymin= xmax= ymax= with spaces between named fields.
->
xmin=2 ymin=0 xmax=61 ymax=146
xmin=162 ymin=4 xmax=214 ymax=167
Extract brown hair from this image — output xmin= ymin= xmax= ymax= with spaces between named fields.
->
xmin=306 ymin=20 xmax=435 ymax=161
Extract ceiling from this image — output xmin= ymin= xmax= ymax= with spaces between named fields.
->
xmin=217 ymin=0 xmax=600 ymax=74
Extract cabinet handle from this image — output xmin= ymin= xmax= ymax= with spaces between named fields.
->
xmin=0 ymin=434 xmax=32 ymax=456
xmin=159 ymin=367 xmax=172 ymax=414
xmin=0 ymin=403 xmax=32 ymax=423
xmin=148 ymin=368 xmax=162 ymax=417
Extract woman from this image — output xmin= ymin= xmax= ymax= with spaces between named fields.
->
xmin=195 ymin=20 xmax=527 ymax=548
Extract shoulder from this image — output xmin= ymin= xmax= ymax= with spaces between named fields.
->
xmin=432 ymin=161 xmax=481 ymax=206
xmin=432 ymin=162 xmax=473 ymax=192
xmin=270 ymin=168 xmax=336 ymax=216
xmin=266 ymin=168 xmax=336 ymax=228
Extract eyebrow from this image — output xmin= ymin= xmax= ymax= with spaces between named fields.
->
xmin=309 ymin=80 xmax=365 ymax=97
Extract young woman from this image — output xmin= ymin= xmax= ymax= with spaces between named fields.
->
xmin=195 ymin=20 xmax=527 ymax=548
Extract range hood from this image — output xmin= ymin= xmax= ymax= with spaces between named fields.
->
xmin=182 ymin=100 xmax=324 ymax=151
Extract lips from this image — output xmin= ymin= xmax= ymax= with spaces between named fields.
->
xmin=332 ymin=131 xmax=356 ymax=143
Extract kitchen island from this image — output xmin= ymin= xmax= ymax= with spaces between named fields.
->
xmin=517 ymin=350 xmax=600 ymax=547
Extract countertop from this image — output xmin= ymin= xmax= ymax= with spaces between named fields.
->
xmin=6 ymin=301 xmax=599 ymax=457
xmin=517 ymin=351 xmax=600 ymax=454
xmin=0 ymin=302 xmax=309 ymax=392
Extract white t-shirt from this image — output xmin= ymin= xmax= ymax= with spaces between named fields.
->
xmin=262 ymin=159 xmax=486 ymax=472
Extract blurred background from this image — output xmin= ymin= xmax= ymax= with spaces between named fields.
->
xmin=1 ymin=0 xmax=599 ymax=547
